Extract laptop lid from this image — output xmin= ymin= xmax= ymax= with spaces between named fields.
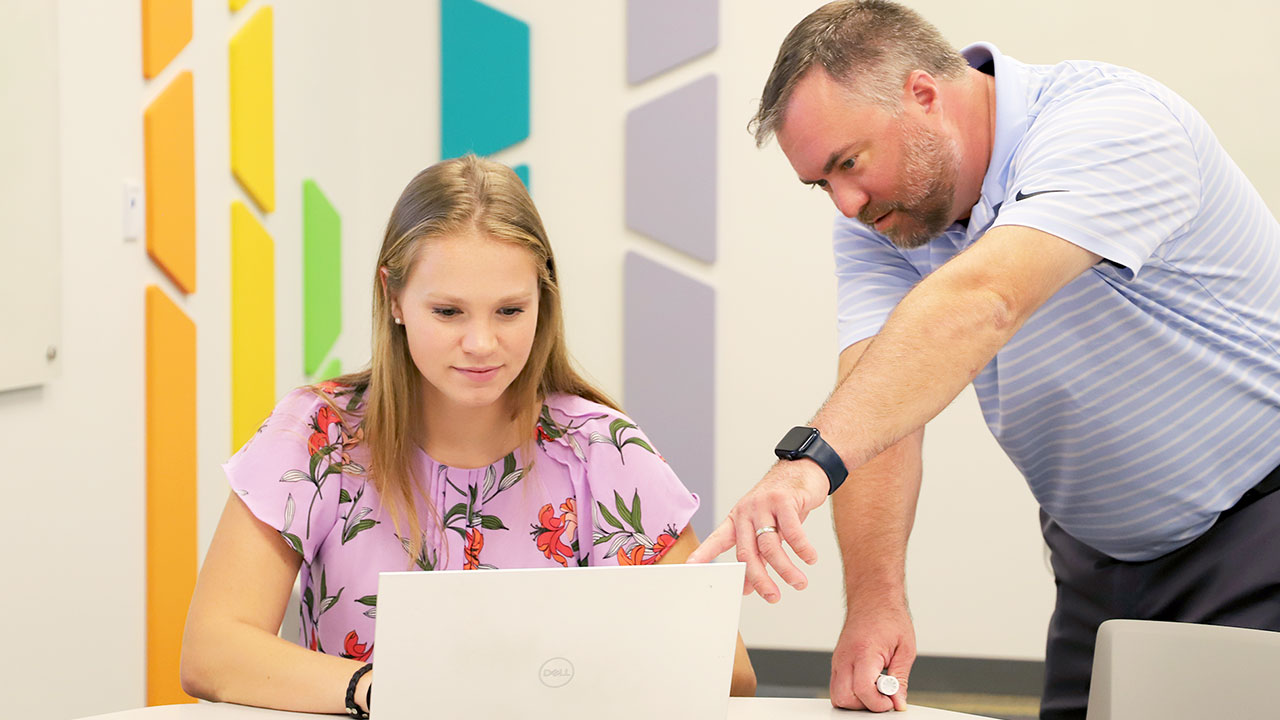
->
xmin=372 ymin=562 xmax=746 ymax=720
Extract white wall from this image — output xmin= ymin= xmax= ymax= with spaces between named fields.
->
xmin=1 ymin=1 xmax=1276 ymax=717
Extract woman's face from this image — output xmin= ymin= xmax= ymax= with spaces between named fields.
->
xmin=390 ymin=229 xmax=540 ymax=413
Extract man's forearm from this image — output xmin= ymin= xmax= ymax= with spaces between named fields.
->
xmin=814 ymin=264 xmax=1018 ymax=475
xmin=813 ymin=225 xmax=1101 ymax=475
xmin=832 ymin=428 xmax=923 ymax=600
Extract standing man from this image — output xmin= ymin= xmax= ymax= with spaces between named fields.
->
xmin=687 ymin=2 xmax=1280 ymax=718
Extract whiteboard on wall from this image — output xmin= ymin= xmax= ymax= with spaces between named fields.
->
xmin=0 ymin=0 xmax=61 ymax=392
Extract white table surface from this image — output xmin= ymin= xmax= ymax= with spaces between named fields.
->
xmin=78 ymin=698 xmax=995 ymax=719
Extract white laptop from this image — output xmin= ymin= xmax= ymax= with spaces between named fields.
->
xmin=372 ymin=562 xmax=746 ymax=720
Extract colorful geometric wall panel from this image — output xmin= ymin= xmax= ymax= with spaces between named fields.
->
xmin=229 ymin=0 xmax=249 ymax=11
xmin=143 ymin=70 xmax=197 ymax=294
xmin=626 ymin=0 xmax=719 ymax=84
xmin=317 ymin=357 xmax=342 ymax=382
xmin=144 ymin=285 xmax=197 ymax=706
xmin=141 ymin=0 xmax=193 ymax=79
xmin=625 ymin=74 xmax=718 ymax=263
xmin=303 ymin=180 xmax=341 ymax=377
xmin=231 ymin=202 xmax=276 ymax=453
xmin=229 ymin=6 xmax=275 ymax=213
xmin=514 ymin=164 xmax=530 ymax=191
xmin=441 ymin=0 xmax=529 ymax=158
xmin=623 ymin=252 xmax=715 ymax=540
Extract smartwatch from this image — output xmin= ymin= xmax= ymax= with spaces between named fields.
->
xmin=774 ymin=426 xmax=848 ymax=495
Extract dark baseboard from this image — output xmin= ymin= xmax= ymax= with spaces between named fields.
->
xmin=750 ymin=649 xmax=1044 ymax=697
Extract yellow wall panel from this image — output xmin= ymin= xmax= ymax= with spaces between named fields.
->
xmin=229 ymin=0 xmax=250 ymax=10
xmin=144 ymin=285 xmax=197 ymax=706
xmin=144 ymin=71 xmax=197 ymax=294
xmin=229 ymin=7 xmax=275 ymax=213
xmin=231 ymin=202 xmax=276 ymax=452
xmin=141 ymin=0 xmax=192 ymax=79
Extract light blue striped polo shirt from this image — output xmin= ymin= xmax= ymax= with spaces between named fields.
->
xmin=833 ymin=43 xmax=1280 ymax=561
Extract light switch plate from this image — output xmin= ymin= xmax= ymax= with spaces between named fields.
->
xmin=123 ymin=179 xmax=142 ymax=241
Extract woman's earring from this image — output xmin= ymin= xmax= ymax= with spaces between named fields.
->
xmin=393 ymin=317 xmax=403 ymax=325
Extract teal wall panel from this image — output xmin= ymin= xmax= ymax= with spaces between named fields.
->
xmin=441 ymin=0 xmax=530 ymax=159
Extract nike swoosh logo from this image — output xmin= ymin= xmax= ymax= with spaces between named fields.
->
xmin=1015 ymin=189 xmax=1068 ymax=202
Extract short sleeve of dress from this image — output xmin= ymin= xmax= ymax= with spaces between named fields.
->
xmin=540 ymin=395 xmax=700 ymax=567
xmin=222 ymin=387 xmax=354 ymax=565
xmin=993 ymin=82 xmax=1201 ymax=280
xmin=833 ymin=216 xmax=922 ymax=352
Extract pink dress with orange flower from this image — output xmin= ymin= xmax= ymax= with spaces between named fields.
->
xmin=223 ymin=383 xmax=699 ymax=661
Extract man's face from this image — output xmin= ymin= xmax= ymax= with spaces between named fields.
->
xmin=777 ymin=68 xmax=960 ymax=249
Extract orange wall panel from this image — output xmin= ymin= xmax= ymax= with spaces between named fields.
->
xmin=145 ymin=285 xmax=198 ymax=706
xmin=141 ymin=0 xmax=192 ymax=79
xmin=144 ymin=71 xmax=198 ymax=294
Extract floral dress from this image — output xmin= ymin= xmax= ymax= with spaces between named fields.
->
xmin=223 ymin=383 xmax=700 ymax=661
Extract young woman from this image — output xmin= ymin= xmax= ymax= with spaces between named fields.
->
xmin=180 ymin=155 xmax=756 ymax=716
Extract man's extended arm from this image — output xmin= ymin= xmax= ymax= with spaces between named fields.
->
xmin=827 ymin=339 xmax=924 ymax=711
xmin=690 ymin=223 xmax=1099 ymax=604
xmin=811 ymin=225 xmax=1099 ymax=474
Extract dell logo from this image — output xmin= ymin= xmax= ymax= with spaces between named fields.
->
xmin=538 ymin=657 xmax=574 ymax=688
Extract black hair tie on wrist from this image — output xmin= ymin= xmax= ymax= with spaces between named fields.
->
xmin=345 ymin=663 xmax=373 ymax=719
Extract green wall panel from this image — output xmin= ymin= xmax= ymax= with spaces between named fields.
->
xmin=302 ymin=180 xmax=341 ymax=377
xmin=317 ymin=356 xmax=342 ymax=382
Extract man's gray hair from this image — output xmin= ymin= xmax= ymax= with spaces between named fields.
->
xmin=750 ymin=0 xmax=968 ymax=147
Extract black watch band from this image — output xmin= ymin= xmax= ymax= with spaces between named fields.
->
xmin=774 ymin=426 xmax=849 ymax=495
xmin=346 ymin=663 xmax=373 ymax=719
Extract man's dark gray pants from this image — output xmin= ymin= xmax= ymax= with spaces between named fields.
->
xmin=1038 ymin=471 xmax=1280 ymax=720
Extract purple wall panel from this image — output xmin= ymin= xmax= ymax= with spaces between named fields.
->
xmin=624 ymin=252 xmax=715 ymax=540
xmin=625 ymin=74 xmax=717 ymax=263
xmin=626 ymin=0 xmax=719 ymax=84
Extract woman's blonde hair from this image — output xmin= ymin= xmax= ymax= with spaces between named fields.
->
xmin=326 ymin=154 xmax=617 ymax=563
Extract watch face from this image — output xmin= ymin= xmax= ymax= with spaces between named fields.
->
xmin=777 ymin=426 xmax=817 ymax=455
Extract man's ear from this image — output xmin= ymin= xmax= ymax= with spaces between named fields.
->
xmin=903 ymin=70 xmax=940 ymax=114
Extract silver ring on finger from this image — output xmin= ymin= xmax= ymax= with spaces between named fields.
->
xmin=755 ymin=525 xmax=778 ymax=539
xmin=876 ymin=674 xmax=901 ymax=696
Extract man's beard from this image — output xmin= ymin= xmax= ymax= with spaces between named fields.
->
xmin=858 ymin=118 xmax=960 ymax=249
